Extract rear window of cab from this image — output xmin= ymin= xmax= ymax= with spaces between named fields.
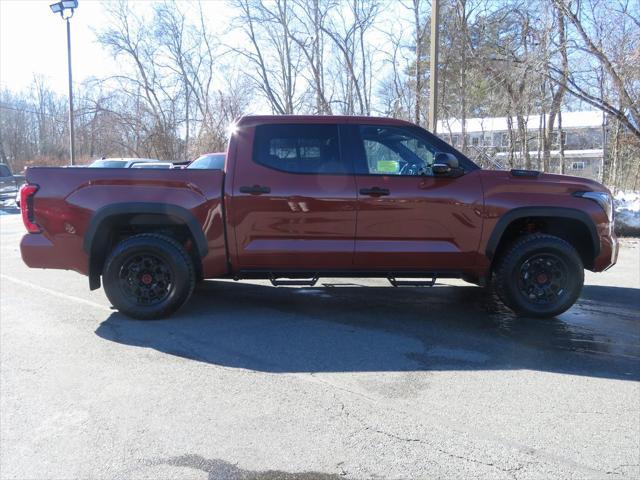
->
xmin=253 ymin=124 xmax=348 ymax=174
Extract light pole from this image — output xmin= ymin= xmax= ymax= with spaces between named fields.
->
xmin=49 ymin=0 xmax=78 ymax=166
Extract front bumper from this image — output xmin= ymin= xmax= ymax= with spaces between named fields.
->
xmin=593 ymin=233 xmax=618 ymax=271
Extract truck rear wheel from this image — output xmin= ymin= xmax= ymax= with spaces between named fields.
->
xmin=102 ymin=234 xmax=195 ymax=320
xmin=493 ymin=234 xmax=584 ymax=318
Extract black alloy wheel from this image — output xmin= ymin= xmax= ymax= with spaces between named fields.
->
xmin=103 ymin=234 xmax=195 ymax=319
xmin=494 ymin=234 xmax=584 ymax=318
xmin=518 ymin=252 xmax=570 ymax=306
xmin=119 ymin=253 xmax=173 ymax=306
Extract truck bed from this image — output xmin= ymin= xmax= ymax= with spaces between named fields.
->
xmin=23 ymin=167 xmax=228 ymax=277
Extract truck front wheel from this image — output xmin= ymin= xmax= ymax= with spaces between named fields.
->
xmin=493 ymin=234 xmax=584 ymax=318
xmin=102 ymin=234 xmax=195 ymax=320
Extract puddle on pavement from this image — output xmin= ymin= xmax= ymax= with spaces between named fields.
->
xmin=475 ymin=289 xmax=640 ymax=360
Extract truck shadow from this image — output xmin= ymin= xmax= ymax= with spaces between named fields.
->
xmin=95 ymin=281 xmax=640 ymax=381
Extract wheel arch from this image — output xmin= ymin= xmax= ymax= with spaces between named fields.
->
xmin=84 ymin=203 xmax=208 ymax=290
xmin=486 ymin=207 xmax=600 ymax=269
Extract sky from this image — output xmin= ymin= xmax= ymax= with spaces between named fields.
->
xmin=0 ymin=0 xmax=236 ymax=94
xmin=1 ymin=0 xmax=113 ymax=92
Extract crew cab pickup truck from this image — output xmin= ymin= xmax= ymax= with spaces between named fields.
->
xmin=19 ymin=115 xmax=618 ymax=319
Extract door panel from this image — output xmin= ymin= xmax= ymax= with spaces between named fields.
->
xmin=231 ymin=124 xmax=357 ymax=270
xmin=351 ymin=124 xmax=484 ymax=270
xmin=354 ymin=173 xmax=484 ymax=269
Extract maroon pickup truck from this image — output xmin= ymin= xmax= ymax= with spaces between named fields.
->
xmin=19 ymin=115 xmax=618 ymax=319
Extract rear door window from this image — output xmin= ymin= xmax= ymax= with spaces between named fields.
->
xmin=253 ymin=124 xmax=348 ymax=174
xmin=0 ymin=165 xmax=10 ymax=177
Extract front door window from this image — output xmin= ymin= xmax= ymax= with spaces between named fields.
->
xmin=360 ymin=125 xmax=436 ymax=177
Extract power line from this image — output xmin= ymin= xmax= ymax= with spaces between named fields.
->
xmin=0 ymin=103 xmax=62 ymax=118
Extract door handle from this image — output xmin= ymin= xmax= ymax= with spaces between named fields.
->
xmin=239 ymin=185 xmax=271 ymax=194
xmin=359 ymin=187 xmax=390 ymax=196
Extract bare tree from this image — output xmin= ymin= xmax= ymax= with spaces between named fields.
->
xmin=97 ymin=0 xmax=182 ymax=159
xmin=550 ymin=0 xmax=640 ymax=140
xmin=320 ymin=0 xmax=380 ymax=115
xmin=231 ymin=0 xmax=305 ymax=114
xmin=288 ymin=0 xmax=335 ymax=114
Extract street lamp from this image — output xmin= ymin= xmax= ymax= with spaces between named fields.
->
xmin=49 ymin=0 xmax=78 ymax=166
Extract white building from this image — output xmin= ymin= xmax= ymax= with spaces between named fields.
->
xmin=437 ymin=111 xmax=606 ymax=181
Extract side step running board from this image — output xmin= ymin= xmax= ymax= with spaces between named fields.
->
xmin=388 ymin=276 xmax=437 ymax=287
xmin=270 ymin=276 xmax=319 ymax=287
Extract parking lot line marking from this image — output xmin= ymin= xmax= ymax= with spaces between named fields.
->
xmin=0 ymin=274 xmax=112 ymax=312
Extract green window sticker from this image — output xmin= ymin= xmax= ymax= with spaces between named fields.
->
xmin=376 ymin=160 xmax=399 ymax=173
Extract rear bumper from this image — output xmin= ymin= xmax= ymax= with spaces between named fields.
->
xmin=20 ymin=233 xmax=88 ymax=275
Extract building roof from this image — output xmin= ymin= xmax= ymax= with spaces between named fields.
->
xmin=494 ymin=149 xmax=604 ymax=159
xmin=437 ymin=111 xmax=605 ymax=134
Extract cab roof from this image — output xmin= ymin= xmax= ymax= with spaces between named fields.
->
xmin=236 ymin=115 xmax=420 ymax=129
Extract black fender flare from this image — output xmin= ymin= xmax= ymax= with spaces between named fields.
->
xmin=84 ymin=203 xmax=208 ymax=289
xmin=485 ymin=206 xmax=600 ymax=260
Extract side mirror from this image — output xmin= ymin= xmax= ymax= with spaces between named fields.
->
xmin=432 ymin=152 xmax=459 ymax=176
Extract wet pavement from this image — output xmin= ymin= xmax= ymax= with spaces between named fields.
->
xmin=93 ymin=275 xmax=640 ymax=381
xmin=1 ymin=210 xmax=639 ymax=479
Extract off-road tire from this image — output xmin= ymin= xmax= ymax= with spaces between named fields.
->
xmin=493 ymin=234 xmax=584 ymax=318
xmin=102 ymin=234 xmax=196 ymax=319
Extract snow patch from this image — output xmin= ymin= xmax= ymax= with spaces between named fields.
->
xmin=615 ymin=191 xmax=640 ymax=235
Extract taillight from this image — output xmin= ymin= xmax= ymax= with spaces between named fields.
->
xmin=20 ymin=184 xmax=40 ymax=233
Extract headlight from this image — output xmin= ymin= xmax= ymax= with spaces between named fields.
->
xmin=573 ymin=191 xmax=613 ymax=220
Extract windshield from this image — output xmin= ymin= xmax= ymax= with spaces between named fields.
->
xmin=187 ymin=154 xmax=225 ymax=170
xmin=89 ymin=160 xmax=128 ymax=168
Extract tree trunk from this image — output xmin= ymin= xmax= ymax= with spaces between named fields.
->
xmin=544 ymin=5 xmax=568 ymax=173
xmin=517 ymin=114 xmax=530 ymax=169
xmin=609 ymin=119 xmax=620 ymax=189
xmin=558 ymin=111 xmax=566 ymax=174
xmin=413 ymin=0 xmax=422 ymax=125
xmin=537 ymin=109 xmax=544 ymax=171
xmin=184 ymin=90 xmax=190 ymax=158
xmin=507 ymin=113 xmax=515 ymax=169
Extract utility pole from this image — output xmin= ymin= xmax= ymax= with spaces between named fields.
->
xmin=428 ymin=0 xmax=439 ymax=133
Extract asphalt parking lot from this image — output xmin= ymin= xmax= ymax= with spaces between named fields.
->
xmin=1 ymin=206 xmax=639 ymax=479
